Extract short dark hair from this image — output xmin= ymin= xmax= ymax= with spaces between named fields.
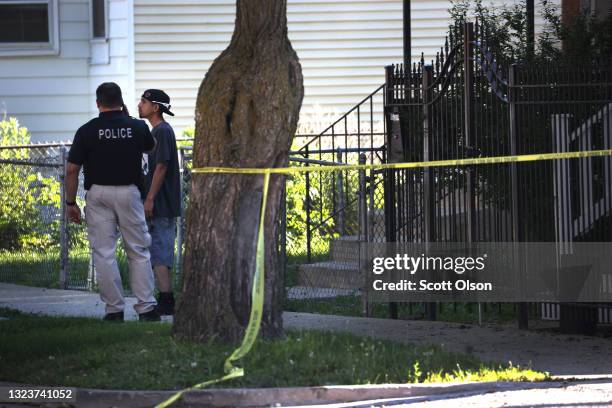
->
xmin=96 ymin=82 xmax=124 ymax=108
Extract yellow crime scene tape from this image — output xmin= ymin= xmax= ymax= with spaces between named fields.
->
xmin=156 ymin=174 xmax=269 ymax=408
xmin=191 ymin=149 xmax=612 ymax=175
xmin=157 ymin=148 xmax=612 ymax=407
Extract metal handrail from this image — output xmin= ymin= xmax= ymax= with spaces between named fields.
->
xmin=289 ymin=157 xmax=347 ymax=167
xmin=298 ymin=84 xmax=386 ymax=152
xmin=426 ymin=62 xmax=464 ymax=106
xmin=290 ymin=146 xmax=385 ymax=156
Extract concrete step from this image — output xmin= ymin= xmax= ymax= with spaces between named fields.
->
xmin=329 ymin=235 xmax=360 ymax=262
xmin=297 ymin=261 xmax=361 ymax=290
xmin=285 ymin=286 xmax=359 ymax=300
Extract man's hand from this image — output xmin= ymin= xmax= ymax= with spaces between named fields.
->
xmin=144 ymin=197 xmax=154 ymax=219
xmin=65 ymin=162 xmax=82 ymax=224
xmin=67 ymin=204 xmax=82 ymax=224
xmin=145 ymin=162 xmax=166 ymax=219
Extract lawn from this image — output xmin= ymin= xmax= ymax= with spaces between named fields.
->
xmin=0 ymin=249 xmax=124 ymax=290
xmin=0 ymin=307 xmax=547 ymax=390
xmin=0 ymin=249 xmax=92 ymax=289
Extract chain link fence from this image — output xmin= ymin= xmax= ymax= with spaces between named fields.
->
xmin=0 ymin=144 xmax=103 ymax=290
xmin=0 ymin=143 xmax=189 ymax=292
xmin=281 ymin=147 xmax=387 ymax=315
xmin=0 ymin=141 xmax=386 ymax=316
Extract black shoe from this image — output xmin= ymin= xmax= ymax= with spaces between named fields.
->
xmin=139 ymin=308 xmax=161 ymax=322
xmin=103 ymin=311 xmax=124 ymax=322
xmin=157 ymin=292 xmax=175 ymax=315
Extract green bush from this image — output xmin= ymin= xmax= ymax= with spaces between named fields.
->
xmin=181 ymin=126 xmax=194 ymax=139
xmin=449 ymin=0 xmax=612 ymax=62
xmin=0 ymin=118 xmax=61 ymax=251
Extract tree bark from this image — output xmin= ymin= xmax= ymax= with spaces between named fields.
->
xmin=173 ymin=0 xmax=303 ymax=342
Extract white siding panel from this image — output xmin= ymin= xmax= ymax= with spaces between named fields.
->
xmin=134 ymin=0 xmax=559 ymax=137
xmin=61 ymin=3 xmax=89 ymax=21
xmin=60 ymin=22 xmax=91 ymax=40
xmin=58 ymin=40 xmax=90 ymax=58
xmin=88 ymin=0 xmax=134 ymax=118
xmin=11 ymin=113 xmax=92 ymax=137
xmin=109 ymin=38 xmax=130 ymax=57
xmin=88 ymin=56 xmax=131 ymax=76
xmin=0 ymin=78 xmax=90 ymax=96
xmin=2 ymin=96 xmax=92 ymax=115
xmin=0 ymin=59 xmax=89 ymax=78
xmin=109 ymin=19 xmax=130 ymax=39
xmin=109 ymin=0 xmax=129 ymax=19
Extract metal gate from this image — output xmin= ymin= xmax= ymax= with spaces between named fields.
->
xmin=383 ymin=20 xmax=612 ymax=327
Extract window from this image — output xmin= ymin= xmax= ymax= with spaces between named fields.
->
xmin=0 ymin=0 xmax=59 ymax=56
xmin=91 ymin=0 xmax=106 ymax=39
xmin=90 ymin=0 xmax=109 ymax=64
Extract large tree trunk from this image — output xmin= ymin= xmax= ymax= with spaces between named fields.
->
xmin=173 ymin=0 xmax=303 ymax=342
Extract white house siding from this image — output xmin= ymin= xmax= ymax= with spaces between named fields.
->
xmin=134 ymin=0 xmax=558 ymax=138
xmin=0 ymin=0 xmax=134 ymax=142
xmin=0 ymin=0 xmax=559 ymax=142
xmin=0 ymin=0 xmax=92 ymax=142
xmin=87 ymin=0 xmax=135 ymax=120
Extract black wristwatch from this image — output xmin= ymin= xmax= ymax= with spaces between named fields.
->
xmin=65 ymin=200 xmax=77 ymax=206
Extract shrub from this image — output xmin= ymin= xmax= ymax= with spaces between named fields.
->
xmin=0 ymin=118 xmax=61 ymax=251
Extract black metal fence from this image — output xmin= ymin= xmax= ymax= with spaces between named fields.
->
xmin=282 ymin=21 xmax=612 ymax=329
xmin=380 ymin=21 xmax=612 ymax=329
xmin=383 ymin=21 xmax=611 ymax=245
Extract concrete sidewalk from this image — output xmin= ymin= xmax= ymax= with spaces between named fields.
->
xmin=1 ymin=282 xmax=612 ymax=377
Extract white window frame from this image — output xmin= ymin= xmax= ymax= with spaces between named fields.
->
xmin=0 ymin=0 xmax=60 ymax=57
xmin=90 ymin=0 xmax=109 ymax=41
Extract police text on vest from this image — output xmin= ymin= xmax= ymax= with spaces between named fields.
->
xmin=98 ymin=128 xmax=133 ymax=139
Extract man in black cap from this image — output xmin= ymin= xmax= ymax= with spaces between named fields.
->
xmin=65 ymin=82 xmax=160 ymax=322
xmin=138 ymin=89 xmax=181 ymax=315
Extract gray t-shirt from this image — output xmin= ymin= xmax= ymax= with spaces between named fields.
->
xmin=145 ymin=121 xmax=181 ymax=218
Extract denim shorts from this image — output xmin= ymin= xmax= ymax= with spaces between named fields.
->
xmin=148 ymin=217 xmax=176 ymax=268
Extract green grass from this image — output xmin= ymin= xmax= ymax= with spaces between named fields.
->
xmin=0 ymin=249 xmax=90 ymax=288
xmin=0 ymin=307 xmax=547 ymax=390
xmin=285 ymin=296 xmax=519 ymax=324
xmin=0 ymin=248 xmax=135 ymax=290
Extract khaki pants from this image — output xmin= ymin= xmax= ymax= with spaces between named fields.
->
xmin=85 ymin=184 xmax=156 ymax=314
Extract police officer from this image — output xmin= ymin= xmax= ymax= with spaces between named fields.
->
xmin=65 ymin=82 xmax=160 ymax=322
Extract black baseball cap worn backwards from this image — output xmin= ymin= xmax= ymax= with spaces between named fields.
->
xmin=142 ymin=89 xmax=175 ymax=116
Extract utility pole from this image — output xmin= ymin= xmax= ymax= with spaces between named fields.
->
xmin=526 ymin=0 xmax=535 ymax=58
xmin=404 ymin=0 xmax=411 ymax=67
